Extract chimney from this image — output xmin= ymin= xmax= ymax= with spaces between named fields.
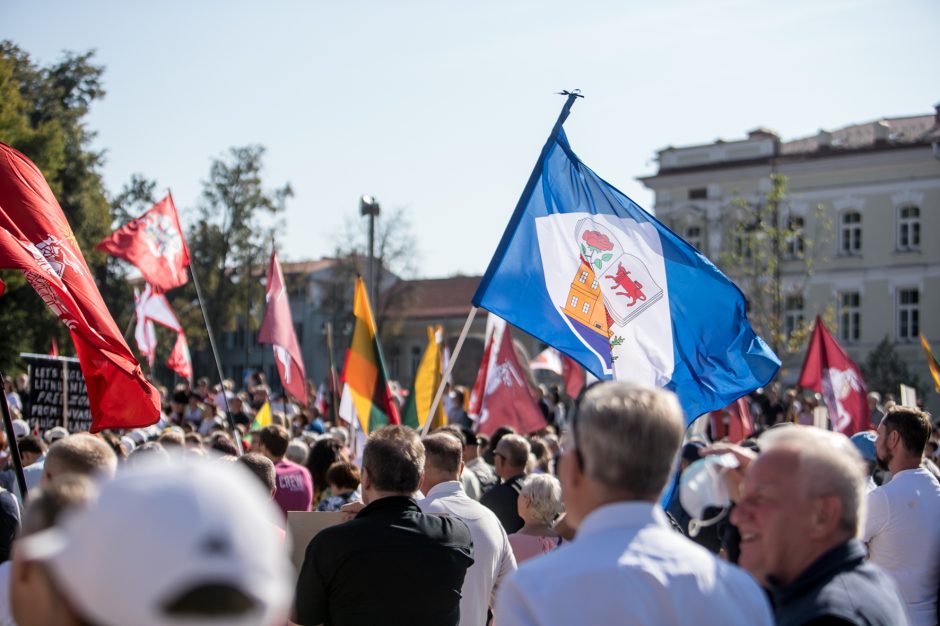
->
xmin=817 ymin=129 xmax=833 ymax=149
xmin=873 ymin=120 xmax=890 ymax=144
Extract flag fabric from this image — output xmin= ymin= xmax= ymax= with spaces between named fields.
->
xmin=530 ymin=347 xmax=563 ymax=375
xmin=340 ymin=277 xmax=400 ymax=434
xmin=561 ymin=353 xmax=585 ymax=399
xmin=472 ymin=96 xmax=779 ymax=424
xmin=0 ymin=142 xmax=160 ymax=431
xmin=252 ymin=401 xmax=272 ymax=429
xmin=921 ymin=334 xmax=940 ymax=393
xmin=96 ymin=194 xmax=189 ymax=293
xmin=167 ymin=331 xmax=193 ymax=381
xmin=473 ymin=322 xmax=547 ymax=436
xmin=798 ymin=316 xmax=867 ymax=435
xmin=48 ymin=337 xmax=58 ymax=357
xmin=257 ymin=249 xmax=308 ymax=405
xmin=468 ymin=314 xmax=504 ymax=418
xmin=709 ymin=397 xmax=754 ymax=444
xmin=402 ymin=325 xmax=447 ymax=431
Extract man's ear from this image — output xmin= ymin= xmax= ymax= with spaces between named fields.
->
xmin=810 ymin=494 xmax=844 ymax=538
xmin=360 ymin=466 xmax=371 ymax=491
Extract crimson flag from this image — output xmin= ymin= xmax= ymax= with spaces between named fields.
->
xmin=96 ymin=194 xmax=189 ymax=292
xmin=473 ymin=322 xmax=547 ymax=436
xmin=798 ymin=316 xmax=868 ymax=435
xmin=709 ymin=397 xmax=754 ymax=443
xmin=258 ymin=248 xmax=308 ymax=405
xmin=561 ymin=354 xmax=584 ymax=399
xmin=48 ymin=337 xmax=58 ymax=357
xmin=0 ymin=143 xmax=160 ymax=431
xmin=167 ymin=331 xmax=193 ymax=381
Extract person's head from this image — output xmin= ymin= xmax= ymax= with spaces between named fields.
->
xmin=325 ymin=461 xmax=360 ymax=494
xmin=459 ymin=426 xmax=480 ymax=461
xmin=18 ymin=435 xmax=46 ymax=466
xmin=41 ymin=434 xmax=118 ymax=488
xmin=360 ymin=425 xmax=424 ymax=504
xmin=11 ymin=475 xmax=99 ymax=626
xmin=13 ymin=457 xmax=293 ymax=626
xmin=559 ymin=383 xmax=683 ymax=528
xmin=493 ymin=434 xmax=530 ymax=480
xmin=876 ymin=405 xmax=932 ymax=471
xmin=285 ymin=439 xmax=310 ymax=466
xmin=158 ymin=430 xmax=185 ymax=449
xmin=237 ymin=453 xmax=277 ymax=498
xmin=208 ymin=433 xmax=239 ymax=458
xmin=730 ymin=425 xmax=865 ymax=586
xmin=421 ymin=433 xmax=464 ymax=492
xmin=257 ymin=425 xmax=290 ymax=462
xmin=517 ymin=474 xmax=564 ymax=527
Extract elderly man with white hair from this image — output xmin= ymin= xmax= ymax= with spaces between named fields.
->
xmin=726 ymin=424 xmax=909 ymax=625
xmin=495 ymin=382 xmax=774 ymax=626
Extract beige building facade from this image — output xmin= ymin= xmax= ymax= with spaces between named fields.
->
xmin=640 ymin=105 xmax=940 ymax=412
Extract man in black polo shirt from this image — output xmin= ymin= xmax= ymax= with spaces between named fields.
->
xmin=294 ymin=425 xmax=474 ymax=626
xmin=480 ymin=434 xmax=530 ymax=534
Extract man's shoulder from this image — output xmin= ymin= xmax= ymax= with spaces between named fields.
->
xmin=799 ymin=559 xmax=907 ymax=624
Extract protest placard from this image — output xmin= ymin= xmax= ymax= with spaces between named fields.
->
xmin=19 ymin=353 xmax=92 ymax=433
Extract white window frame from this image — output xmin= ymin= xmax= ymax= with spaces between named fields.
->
xmin=684 ymin=225 xmax=703 ymax=251
xmin=570 ymin=295 xmax=579 ymax=307
xmin=839 ymin=211 xmax=862 ymax=256
xmin=784 ymin=294 xmax=804 ymax=339
xmin=581 ymin=302 xmax=591 ymax=314
xmin=897 ymin=288 xmax=920 ymax=341
xmin=896 ymin=206 xmax=920 ymax=251
xmin=784 ymin=216 xmax=805 ymax=259
xmin=839 ymin=291 xmax=861 ymax=343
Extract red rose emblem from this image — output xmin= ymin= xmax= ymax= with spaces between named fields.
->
xmin=582 ymin=230 xmax=614 ymax=251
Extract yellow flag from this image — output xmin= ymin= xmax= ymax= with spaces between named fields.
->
xmin=403 ymin=325 xmax=447 ymax=431
xmin=253 ymin=401 xmax=272 ymax=429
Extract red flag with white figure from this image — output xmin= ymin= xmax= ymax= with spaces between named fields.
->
xmin=798 ymin=316 xmax=868 ymax=435
xmin=0 ymin=142 xmax=160 ymax=431
xmin=258 ymin=248 xmax=308 ymax=405
xmin=134 ymin=283 xmax=189 ymax=377
xmin=48 ymin=337 xmax=58 ymax=357
xmin=561 ymin=354 xmax=585 ymax=399
xmin=167 ymin=331 xmax=193 ymax=381
xmin=474 ymin=321 xmax=547 ymax=436
xmin=97 ymin=194 xmax=189 ymax=293
xmin=709 ymin=397 xmax=754 ymax=443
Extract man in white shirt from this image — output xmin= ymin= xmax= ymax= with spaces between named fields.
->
xmin=495 ymin=382 xmax=773 ymax=626
xmin=863 ymin=405 xmax=940 ymax=626
xmin=419 ymin=433 xmax=516 ymax=626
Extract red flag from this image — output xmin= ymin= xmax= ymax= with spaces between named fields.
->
xmin=561 ymin=354 xmax=585 ymax=399
xmin=258 ymin=249 xmax=308 ymax=405
xmin=798 ymin=316 xmax=867 ymax=435
xmin=48 ymin=337 xmax=58 ymax=357
xmin=710 ymin=397 xmax=754 ymax=443
xmin=0 ymin=142 xmax=160 ymax=431
xmin=167 ymin=331 xmax=193 ymax=381
xmin=96 ymin=194 xmax=189 ymax=292
xmin=475 ymin=324 xmax=547 ymax=436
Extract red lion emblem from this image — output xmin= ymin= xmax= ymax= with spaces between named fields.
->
xmin=605 ymin=263 xmax=646 ymax=306
xmin=582 ymin=230 xmax=614 ymax=252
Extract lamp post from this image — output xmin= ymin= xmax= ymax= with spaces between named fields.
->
xmin=359 ymin=195 xmax=381 ymax=312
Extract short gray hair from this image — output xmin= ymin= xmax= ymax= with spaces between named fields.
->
xmin=575 ymin=383 xmax=684 ymax=499
xmin=520 ymin=474 xmax=564 ymax=525
xmin=758 ymin=425 xmax=866 ymax=535
xmin=497 ymin=434 xmax=531 ymax=468
xmin=285 ymin=439 xmax=310 ymax=466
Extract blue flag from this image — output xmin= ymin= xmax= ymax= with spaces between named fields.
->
xmin=473 ymin=96 xmax=779 ymax=423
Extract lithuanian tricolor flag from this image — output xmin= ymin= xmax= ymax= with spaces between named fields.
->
xmin=342 ymin=277 xmax=400 ymax=434
xmin=402 ymin=325 xmax=447 ymax=432
xmin=921 ymin=334 xmax=940 ymax=393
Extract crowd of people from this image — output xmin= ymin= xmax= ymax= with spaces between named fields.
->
xmin=0 ymin=369 xmax=938 ymax=626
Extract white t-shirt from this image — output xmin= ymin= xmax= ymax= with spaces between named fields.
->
xmin=863 ymin=467 xmax=940 ymax=626
xmin=0 ymin=561 xmax=15 ymax=626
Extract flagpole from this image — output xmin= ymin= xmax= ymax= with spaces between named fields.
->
xmin=0 ymin=370 xmax=30 ymax=501
xmin=420 ymin=306 xmax=478 ymax=436
xmin=188 ymin=264 xmax=242 ymax=455
xmin=324 ymin=322 xmax=340 ymax=424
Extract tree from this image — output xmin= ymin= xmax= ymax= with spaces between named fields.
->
xmin=719 ymin=174 xmax=831 ymax=357
xmin=861 ymin=337 xmax=923 ymax=398
xmin=170 ymin=146 xmax=292 ymax=375
xmin=0 ymin=43 xmax=112 ymax=372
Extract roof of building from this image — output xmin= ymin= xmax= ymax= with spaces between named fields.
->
xmin=381 ymin=275 xmax=481 ymax=319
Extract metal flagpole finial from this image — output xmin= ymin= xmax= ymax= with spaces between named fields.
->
xmin=557 ymin=89 xmax=584 ymax=99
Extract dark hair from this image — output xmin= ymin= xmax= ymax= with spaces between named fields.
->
xmin=238 ymin=453 xmax=276 ymax=494
xmin=882 ymin=406 xmax=932 ymax=456
xmin=258 ymin=425 xmax=290 ymax=459
xmin=159 ymin=431 xmax=185 ymax=448
xmin=18 ymin=435 xmax=45 ymax=456
xmin=434 ymin=425 xmax=466 ymax=446
xmin=325 ymin=461 xmax=360 ymax=491
xmin=423 ymin=433 xmax=463 ymax=475
xmin=209 ymin=433 xmax=239 ymax=457
xmin=306 ymin=437 xmax=344 ymax=492
xmin=362 ymin=426 xmax=424 ymax=494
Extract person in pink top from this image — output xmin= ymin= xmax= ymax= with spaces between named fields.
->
xmin=258 ymin=425 xmax=313 ymax=517
xmin=508 ymin=474 xmax=564 ymax=564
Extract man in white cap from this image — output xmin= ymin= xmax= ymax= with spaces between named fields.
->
xmin=10 ymin=456 xmax=293 ymax=626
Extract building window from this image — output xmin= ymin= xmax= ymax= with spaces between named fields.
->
xmin=897 ymin=288 xmax=920 ymax=341
xmin=732 ymin=231 xmax=752 ymax=260
xmin=411 ymin=346 xmax=422 ymax=376
xmin=581 ymin=302 xmax=591 ymax=314
xmin=590 ymin=279 xmax=598 ymax=289
xmin=784 ymin=294 xmax=804 ymax=339
xmin=839 ymin=292 xmax=860 ymax=343
xmin=839 ymin=212 xmax=862 ymax=255
xmin=785 ymin=216 xmax=804 ymax=258
xmin=578 ymin=271 xmax=588 ymax=283
xmin=688 ymin=187 xmax=707 ymax=200
xmin=570 ymin=295 xmax=579 ymax=307
xmin=389 ymin=346 xmax=400 ymax=380
xmin=685 ymin=225 xmax=703 ymax=251
xmin=897 ymin=206 xmax=920 ymax=250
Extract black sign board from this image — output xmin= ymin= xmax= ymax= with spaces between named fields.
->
xmin=19 ymin=354 xmax=92 ymax=433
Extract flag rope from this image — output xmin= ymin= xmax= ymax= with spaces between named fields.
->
xmin=420 ymin=306 xmax=478 ymax=436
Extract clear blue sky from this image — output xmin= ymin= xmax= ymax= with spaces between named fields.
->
xmin=3 ymin=0 xmax=938 ymax=277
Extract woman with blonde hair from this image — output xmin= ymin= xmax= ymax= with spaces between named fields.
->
xmin=508 ymin=473 xmax=564 ymax=564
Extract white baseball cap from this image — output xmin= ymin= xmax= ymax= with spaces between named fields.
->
xmin=17 ymin=457 xmax=293 ymax=626
xmin=11 ymin=419 xmax=29 ymax=439
xmin=43 ymin=426 xmax=69 ymax=445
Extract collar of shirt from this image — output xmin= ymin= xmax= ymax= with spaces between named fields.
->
xmin=576 ymin=501 xmax=670 ymax=538
xmin=424 ymin=481 xmax=465 ymax=501
xmin=356 ymin=495 xmax=419 ymax=519
xmin=768 ymin=539 xmax=865 ymax=608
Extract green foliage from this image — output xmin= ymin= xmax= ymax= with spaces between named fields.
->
xmin=861 ymin=336 xmax=923 ymax=398
xmin=0 ymin=42 xmax=112 ymax=373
